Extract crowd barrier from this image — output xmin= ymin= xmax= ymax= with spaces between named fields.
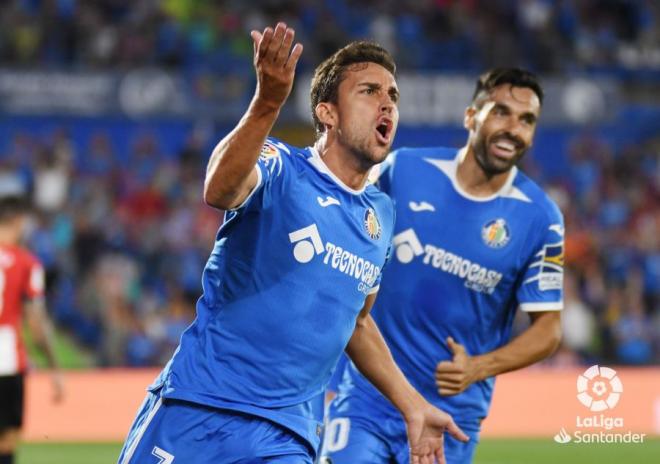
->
xmin=23 ymin=366 xmax=659 ymax=442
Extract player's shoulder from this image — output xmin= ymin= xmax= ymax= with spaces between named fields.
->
xmin=512 ymin=170 xmax=563 ymax=225
xmin=262 ymin=136 xmax=308 ymax=160
xmin=389 ymin=145 xmax=458 ymax=166
xmin=0 ymin=245 xmax=41 ymax=269
xmin=260 ymin=136 xmax=317 ymax=177
xmin=365 ymin=181 xmax=395 ymax=211
xmin=17 ymin=246 xmax=41 ymax=268
xmin=376 ymin=146 xmax=458 ymax=189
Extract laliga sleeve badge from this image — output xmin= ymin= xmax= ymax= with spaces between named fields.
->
xmin=259 ymin=141 xmax=280 ymax=159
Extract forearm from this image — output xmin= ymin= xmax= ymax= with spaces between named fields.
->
xmin=26 ymin=301 xmax=59 ymax=370
xmin=204 ymin=97 xmax=279 ymax=209
xmin=473 ymin=311 xmax=561 ymax=380
xmin=346 ymin=314 xmax=424 ymax=417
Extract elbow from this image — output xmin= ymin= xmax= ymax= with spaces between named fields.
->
xmin=546 ymin=322 xmax=563 ymax=357
xmin=203 ymin=180 xmax=235 ymax=210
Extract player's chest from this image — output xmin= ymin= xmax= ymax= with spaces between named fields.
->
xmin=266 ymin=180 xmax=391 ymax=292
xmin=390 ymin=190 xmax=529 ymax=276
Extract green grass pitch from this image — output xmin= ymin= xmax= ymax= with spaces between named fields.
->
xmin=17 ymin=439 xmax=660 ymax=463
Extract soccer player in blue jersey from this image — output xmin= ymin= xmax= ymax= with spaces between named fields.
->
xmin=118 ymin=22 xmax=467 ymax=464
xmin=321 ymin=68 xmax=564 ymax=464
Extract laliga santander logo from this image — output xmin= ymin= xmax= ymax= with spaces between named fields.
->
xmin=554 ymin=365 xmax=644 ymax=445
xmin=577 ymin=365 xmax=623 ymax=412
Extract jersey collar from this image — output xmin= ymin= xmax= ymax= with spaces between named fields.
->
xmin=306 ymin=146 xmax=367 ymax=195
xmin=424 ymin=147 xmax=530 ymax=203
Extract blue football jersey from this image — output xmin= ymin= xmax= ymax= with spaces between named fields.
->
xmin=341 ymin=146 xmax=564 ymax=423
xmin=152 ymin=138 xmax=394 ymax=451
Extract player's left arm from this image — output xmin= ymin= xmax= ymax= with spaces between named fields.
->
xmin=25 ymin=296 xmax=64 ymax=402
xmin=435 ymin=311 xmax=561 ymax=396
xmin=347 ymin=293 xmax=468 ymax=463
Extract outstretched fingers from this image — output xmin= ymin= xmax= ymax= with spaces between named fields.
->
xmin=251 ymin=23 xmax=302 ymax=74
xmin=275 ymin=26 xmax=295 ymax=66
xmin=266 ymin=22 xmax=287 ymax=62
xmin=447 ymin=419 xmax=470 ymax=442
xmin=285 ymin=43 xmax=303 ymax=72
xmin=252 ymin=27 xmax=274 ymax=61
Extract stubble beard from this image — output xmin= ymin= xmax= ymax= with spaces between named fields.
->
xmin=338 ymin=126 xmax=389 ymax=171
xmin=473 ymin=133 xmax=527 ymax=176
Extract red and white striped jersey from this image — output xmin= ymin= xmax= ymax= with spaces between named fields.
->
xmin=0 ymin=244 xmax=45 ymax=375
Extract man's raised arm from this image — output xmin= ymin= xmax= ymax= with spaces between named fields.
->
xmin=203 ymin=22 xmax=302 ymax=210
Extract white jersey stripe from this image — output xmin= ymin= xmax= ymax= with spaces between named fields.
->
xmin=120 ymin=397 xmax=163 ymax=464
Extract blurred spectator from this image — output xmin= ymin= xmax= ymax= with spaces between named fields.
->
xmin=0 ymin=1 xmax=656 ymax=367
xmin=0 ymin=0 xmax=658 ymax=74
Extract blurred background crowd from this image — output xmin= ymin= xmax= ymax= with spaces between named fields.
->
xmin=0 ymin=0 xmax=657 ymax=367
xmin=1 ymin=0 xmax=659 ymax=74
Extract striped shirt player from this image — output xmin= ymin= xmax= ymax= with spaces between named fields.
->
xmin=0 ymin=246 xmax=45 ymax=377
xmin=0 ymin=194 xmax=63 ymax=464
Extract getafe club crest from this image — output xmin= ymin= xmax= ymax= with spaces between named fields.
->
xmin=482 ymin=218 xmax=510 ymax=248
xmin=364 ymin=208 xmax=382 ymax=240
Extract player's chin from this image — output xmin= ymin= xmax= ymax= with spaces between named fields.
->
xmin=370 ymin=145 xmax=391 ymax=164
xmin=487 ymin=152 xmax=519 ymax=173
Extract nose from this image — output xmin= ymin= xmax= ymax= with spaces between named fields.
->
xmin=505 ymin=117 xmax=524 ymax=140
xmin=380 ymin=99 xmax=394 ymax=114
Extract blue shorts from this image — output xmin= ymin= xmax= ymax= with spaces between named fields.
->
xmin=320 ymin=393 xmax=480 ymax=464
xmin=118 ymin=391 xmax=314 ymax=464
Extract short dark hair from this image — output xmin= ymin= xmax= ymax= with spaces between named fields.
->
xmin=0 ymin=196 xmax=30 ymax=223
xmin=472 ymin=68 xmax=544 ymax=107
xmin=310 ymin=41 xmax=396 ymax=135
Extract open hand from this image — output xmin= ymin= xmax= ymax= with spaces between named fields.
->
xmin=250 ymin=22 xmax=303 ymax=111
xmin=405 ymin=400 xmax=469 ymax=464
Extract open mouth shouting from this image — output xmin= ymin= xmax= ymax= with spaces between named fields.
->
xmin=375 ymin=117 xmax=394 ymax=145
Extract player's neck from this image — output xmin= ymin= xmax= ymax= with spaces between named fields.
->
xmin=0 ymin=232 xmax=18 ymax=247
xmin=313 ymin=138 xmax=370 ymax=191
xmin=456 ymin=146 xmax=512 ymax=197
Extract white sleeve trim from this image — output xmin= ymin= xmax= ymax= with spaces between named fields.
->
xmin=368 ymin=285 xmax=380 ymax=295
xmin=520 ymin=302 xmax=563 ymax=312
xmin=229 ymin=165 xmax=263 ymax=211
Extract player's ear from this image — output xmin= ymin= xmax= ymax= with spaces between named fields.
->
xmin=464 ymin=106 xmax=476 ymax=131
xmin=315 ymin=102 xmax=337 ymax=132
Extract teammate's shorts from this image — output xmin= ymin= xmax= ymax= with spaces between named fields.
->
xmin=118 ymin=390 xmax=314 ymax=464
xmin=0 ymin=374 xmax=24 ymax=430
xmin=320 ymin=392 xmax=480 ymax=464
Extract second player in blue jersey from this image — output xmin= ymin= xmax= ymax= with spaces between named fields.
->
xmin=323 ymin=68 xmax=564 ymax=464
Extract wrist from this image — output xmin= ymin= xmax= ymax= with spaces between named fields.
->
xmin=471 ymin=354 xmax=491 ymax=381
xmin=252 ymin=94 xmax=284 ymax=115
xmin=398 ymin=389 xmax=428 ymax=420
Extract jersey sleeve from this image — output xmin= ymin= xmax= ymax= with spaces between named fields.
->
xmin=230 ymin=137 xmax=291 ymax=212
xmin=517 ymin=214 xmax=565 ymax=312
xmin=25 ymin=255 xmax=45 ymax=300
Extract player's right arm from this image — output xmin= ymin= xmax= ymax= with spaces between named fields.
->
xmin=203 ymin=22 xmax=303 ymax=210
xmin=346 ymin=293 xmax=468 ymax=463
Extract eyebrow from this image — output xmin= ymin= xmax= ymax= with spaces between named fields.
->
xmin=492 ymin=102 xmax=537 ymax=123
xmin=358 ymin=82 xmax=400 ymax=101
